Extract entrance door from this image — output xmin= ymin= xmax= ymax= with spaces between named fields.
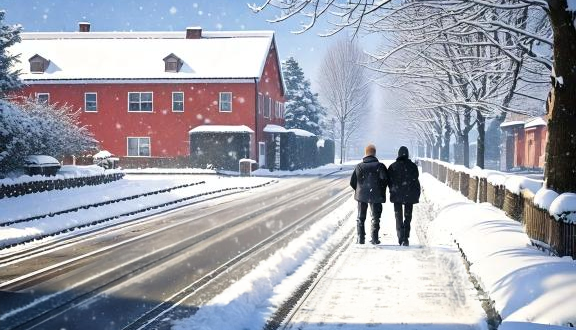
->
xmin=258 ymin=142 xmax=266 ymax=167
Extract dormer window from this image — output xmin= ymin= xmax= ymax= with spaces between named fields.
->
xmin=29 ymin=54 xmax=50 ymax=74
xmin=163 ymin=53 xmax=183 ymax=73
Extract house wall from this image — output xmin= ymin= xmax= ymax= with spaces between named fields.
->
xmin=514 ymin=128 xmax=526 ymax=168
xmin=255 ymin=41 xmax=286 ymax=166
xmin=17 ymin=82 xmax=260 ymax=158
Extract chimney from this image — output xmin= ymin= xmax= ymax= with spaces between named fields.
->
xmin=78 ymin=22 xmax=91 ymax=32
xmin=186 ymin=27 xmax=202 ymax=39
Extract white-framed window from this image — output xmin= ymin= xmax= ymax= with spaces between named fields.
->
xmin=258 ymin=93 xmax=263 ymax=114
xmin=36 ymin=93 xmax=49 ymax=104
xmin=279 ymin=102 xmax=284 ymax=119
xmin=264 ymin=96 xmax=271 ymax=118
xmin=172 ymin=92 xmax=184 ymax=112
xmin=128 ymin=92 xmax=153 ymax=112
xmin=219 ymin=92 xmax=232 ymax=112
xmin=85 ymin=92 xmax=97 ymax=112
xmin=127 ymin=137 xmax=151 ymax=157
xmin=275 ymin=101 xmax=281 ymax=118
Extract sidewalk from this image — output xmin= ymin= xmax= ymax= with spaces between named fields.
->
xmin=284 ymin=201 xmax=487 ymax=330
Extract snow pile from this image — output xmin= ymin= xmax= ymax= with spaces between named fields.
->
xmin=93 ymin=150 xmax=113 ymax=159
xmin=549 ymin=193 xmax=576 ymax=224
xmin=534 ymin=188 xmax=560 ymax=210
xmin=172 ymin=196 xmax=355 ymax=330
xmin=504 ymin=175 xmax=543 ymax=194
xmin=422 ymin=173 xmax=576 ymax=329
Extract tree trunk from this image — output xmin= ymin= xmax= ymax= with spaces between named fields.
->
xmin=463 ymin=110 xmax=471 ymax=168
xmin=340 ymin=120 xmax=345 ymax=164
xmin=441 ymin=118 xmax=451 ymax=162
xmin=476 ymin=110 xmax=486 ymax=169
xmin=433 ymin=135 xmax=441 ymax=159
xmin=463 ymin=133 xmax=470 ymax=168
xmin=545 ymin=0 xmax=576 ymax=193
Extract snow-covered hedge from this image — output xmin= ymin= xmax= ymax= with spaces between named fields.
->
xmin=0 ymin=98 xmax=97 ymax=174
xmin=0 ymin=165 xmax=123 ymax=199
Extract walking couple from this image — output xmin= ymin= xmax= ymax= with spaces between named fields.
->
xmin=350 ymin=144 xmax=421 ymax=246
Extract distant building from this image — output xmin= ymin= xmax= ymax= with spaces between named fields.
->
xmin=500 ymin=116 xmax=547 ymax=171
xmin=9 ymin=23 xmax=286 ymax=168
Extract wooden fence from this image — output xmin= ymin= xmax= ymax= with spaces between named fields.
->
xmin=420 ymin=159 xmax=575 ymax=259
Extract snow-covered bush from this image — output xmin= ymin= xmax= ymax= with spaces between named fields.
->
xmin=0 ymin=98 xmax=97 ymax=174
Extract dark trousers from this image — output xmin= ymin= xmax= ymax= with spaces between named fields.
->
xmin=394 ymin=203 xmax=413 ymax=243
xmin=357 ymin=202 xmax=382 ymax=242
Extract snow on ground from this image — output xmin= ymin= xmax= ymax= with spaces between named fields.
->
xmin=250 ymin=163 xmax=352 ymax=177
xmin=0 ymin=175 xmax=276 ymax=250
xmin=172 ymin=188 xmax=487 ymax=330
xmin=422 ymin=173 xmax=576 ymax=329
xmin=285 ymin=201 xmax=487 ymax=330
xmin=0 ymin=174 xmax=207 ymax=223
xmin=172 ymin=195 xmax=357 ymax=330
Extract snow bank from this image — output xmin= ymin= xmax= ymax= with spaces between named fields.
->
xmin=534 ymin=188 xmax=560 ymax=211
xmin=504 ymin=175 xmax=543 ymax=194
xmin=422 ymin=173 xmax=576 ymax=329
xmin=549 ymin=193 xmax=576 ymax=224
xmin=172 ymin=196 xmax=356 ymax=330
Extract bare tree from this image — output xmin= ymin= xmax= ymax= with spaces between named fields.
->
xmin=318 ymin=38 xmax=370 ymax=163
xmin=252 ymin=0 xmax=576 ymax=193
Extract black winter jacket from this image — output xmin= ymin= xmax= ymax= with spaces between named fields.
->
xmin=350 ymin=156 xmax=388 ymax=203
xmin=387 ymin=155 xmax=421 ymax=204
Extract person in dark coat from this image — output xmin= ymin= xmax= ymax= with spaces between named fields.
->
xmin=350 ymin=144 xmax=388 ymax=245
xmin=388 ymin=146 xmax=420 ymax=246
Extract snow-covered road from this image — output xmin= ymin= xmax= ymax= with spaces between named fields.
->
xmin=283 ymin=201 xmax=487 ymax=330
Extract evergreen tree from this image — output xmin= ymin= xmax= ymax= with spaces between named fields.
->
xmin=0 ymin=10 xmax=22 ymax=96
xmin=282 ymin=57 xmax=325 ymax=136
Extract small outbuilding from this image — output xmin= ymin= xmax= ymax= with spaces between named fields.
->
xmin=189 ymin=125 xmax=254 ymax=171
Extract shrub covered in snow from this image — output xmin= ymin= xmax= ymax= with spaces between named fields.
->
xmin=0 ymin=98 xmax=98 ymax=174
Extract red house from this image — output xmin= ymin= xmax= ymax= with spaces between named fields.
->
xmin=500 ymin=116 xmax=547 ymax=171
xmin=9 ymin=24 xmax=286 ymax=168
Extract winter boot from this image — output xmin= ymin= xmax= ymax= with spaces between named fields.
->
xmin=356 ymin=221 xmax=365 ymax=244
xmin=397 ymin=229 xmax=403 ymax=246
xmin=370 ymin=219 xmax=380 ymax=244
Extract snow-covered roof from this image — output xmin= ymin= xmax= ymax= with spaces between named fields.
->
xmin=189 ymin=125 xmax=254 ymax=134
xmin=263 ymin=124 xmax=288 ymax=134
xmin=499 ymin=121 xmax=525 ymax=128
xmin=93 ymin=150 xmax=113 ymax=159
xmin=287 ymin=128 xmax=316 ymax=137
xmin=10 ymin=30 xmax=277 ymax=81
xmin=524 ymin=117 xmax=546 ymax=128
xmin=23 ymin=155 xmax=60 ymax=165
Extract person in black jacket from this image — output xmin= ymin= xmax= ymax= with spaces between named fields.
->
xmin=388 ymin=146 xmax=421 ymax=246
xmin=350 ymin=144 xmax=388 ymax=245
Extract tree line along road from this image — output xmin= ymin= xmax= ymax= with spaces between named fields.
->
xmin=0 ymin=173 xmax=352 ymax=330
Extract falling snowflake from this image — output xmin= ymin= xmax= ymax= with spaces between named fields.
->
xmin=169 ymin=6 xmax=177 ymax=15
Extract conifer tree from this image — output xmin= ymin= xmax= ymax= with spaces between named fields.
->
xmin=282 ymin=57 xmax=325 ymax=136
xmin=0 ymin=10 xmax=22 ymax=97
